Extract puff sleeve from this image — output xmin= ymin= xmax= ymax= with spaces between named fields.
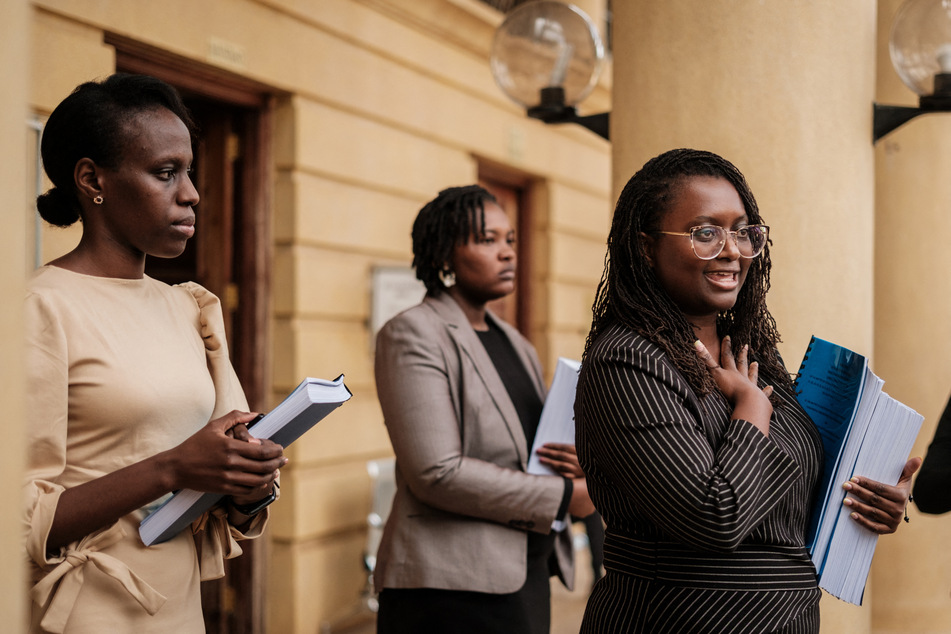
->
xmin=177 ymin=282 xmax=269 ymax=579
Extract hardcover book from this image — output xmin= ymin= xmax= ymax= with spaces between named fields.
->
xmin=139 ymin=375 xmax=352 ymax=546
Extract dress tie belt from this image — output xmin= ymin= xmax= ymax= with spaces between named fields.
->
xmin=30 ymin=525 xmax=166 ymax=633
xmin=193 ymin=506 xmax=244 ymax=580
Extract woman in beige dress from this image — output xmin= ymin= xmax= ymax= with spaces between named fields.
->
xmin=24 ymin=73 xmax=285 ymax=633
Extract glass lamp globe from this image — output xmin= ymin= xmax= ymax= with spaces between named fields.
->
xmin=490 ymin=1 xmax=605 ymax=111
xmin=889 ymin=0 xmax=951 ymax=96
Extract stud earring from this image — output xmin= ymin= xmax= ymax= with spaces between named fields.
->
xmin=93 ymin=195 xmax=103 ymax=205
xmin=439 ymin=268 xmax=456 ymax=289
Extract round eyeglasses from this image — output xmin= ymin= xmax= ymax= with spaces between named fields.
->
xmin=652 ymin=224 xmax=769 ymax=260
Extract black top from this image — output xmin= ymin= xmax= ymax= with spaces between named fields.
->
xmin=477 ymin=321 xmax=545 ymax=446
xmin=913 ymin=392 xmax=951 ymax=514
xmin=476 ymin=321 xmax=572 ymax=518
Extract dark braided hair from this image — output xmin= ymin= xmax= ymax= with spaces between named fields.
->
xmin=36 ymin=73 xmax=197 ymax=227
xmin=411 ymin=185 xmax=498 ymax=296
xmin=584 ymin=148 xmax=792 ymax=397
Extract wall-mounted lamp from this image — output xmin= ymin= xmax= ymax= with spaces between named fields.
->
xmin=874 ymin=0 xmax=951 ymax=143
xmin=490 ymin=1 xmax=610 ymax=140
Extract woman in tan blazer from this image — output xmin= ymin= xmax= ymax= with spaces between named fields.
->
xmin=373 ymin=185 xmax=594 ymax=634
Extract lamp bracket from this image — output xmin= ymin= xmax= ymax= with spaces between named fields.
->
xmin=525 ymin=86 xmax=610 ymax=140
xmin=873 ymin=73 xmax=951 ymax=143
xmin=873 ymin=104 xmax=924 ymax=143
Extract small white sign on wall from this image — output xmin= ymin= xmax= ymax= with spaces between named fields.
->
xmin=370 ymin=266 xmax=427 ymax=339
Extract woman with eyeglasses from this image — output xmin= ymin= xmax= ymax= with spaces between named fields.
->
xmin=574 ymin=148 xmax=919 ymax=633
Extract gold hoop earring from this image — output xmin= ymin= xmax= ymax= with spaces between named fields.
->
xmin=93 ymin=195 xmax=103 ymax=205
xmin=438 ymin=268 xmax=456 ymax=288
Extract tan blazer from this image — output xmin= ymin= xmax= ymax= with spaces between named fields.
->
xmin=373 ymin=291 xmax=575 ymax=594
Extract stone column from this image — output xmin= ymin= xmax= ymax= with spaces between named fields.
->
xmin=0 ymin=0 xmax=28 ymax=630
xmin=611 ymin=1 xmax=878 ymax=630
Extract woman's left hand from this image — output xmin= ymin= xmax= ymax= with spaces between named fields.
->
xmin=536 ymin=443 xmax=585 ymax=478
xmin=843 ymin=457 xmax=922 ymax=534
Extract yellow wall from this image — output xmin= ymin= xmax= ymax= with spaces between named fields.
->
xmin=26 ymin=1 xmax=611 ymax=631
xmin=2 ymin=0 xmax=28 ymax=630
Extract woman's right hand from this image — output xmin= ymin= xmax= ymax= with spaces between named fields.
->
xmin=694 ymin=337 xmax=773 ymax=435
xmin=536 ymin=442 xmax=585 ymax=478
xmin=166 ymin=410 xmax=286 ymax=497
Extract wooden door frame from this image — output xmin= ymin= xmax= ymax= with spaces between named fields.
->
xmin=106 ymin=33 xmax=274 ymax=634
xmin=106 ymin=32 xmax=274 ymax=412
xmin=478 ymin=160 xmax=537 ymax=339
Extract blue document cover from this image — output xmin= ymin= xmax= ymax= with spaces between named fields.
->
xmin=795 ymin=336 xmax=870 ymax=552
xmin=794 ymin=336 xmax=922 ymax=605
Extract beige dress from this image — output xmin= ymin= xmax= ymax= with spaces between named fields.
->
xmin=24 ymin=266 xmax=266 ymax=633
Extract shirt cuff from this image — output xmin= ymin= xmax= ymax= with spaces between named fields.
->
xmin=552 ymin=477 xmax=573 ymax=530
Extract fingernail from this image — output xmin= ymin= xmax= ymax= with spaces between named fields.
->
xmin=694 ymin=340 xmax=704 ymax=350
xmin=843 ymin=482 xmax=853 ymax=490
xmin=850 ymin=512 xmax=859 ymax=520
xmin=282 ymin=458 xmax=289 ymax=466
xmin=843 ymin=498 xmax=853 ymax=506
xmin=851 ymin=477 xmax=860 ymax=484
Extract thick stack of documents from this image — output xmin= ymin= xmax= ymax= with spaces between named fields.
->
xmin=796 ymin=337 xmax=922 ymax=605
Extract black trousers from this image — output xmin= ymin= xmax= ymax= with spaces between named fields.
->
xmin=377 ymin=532 xmax=554 ymax=634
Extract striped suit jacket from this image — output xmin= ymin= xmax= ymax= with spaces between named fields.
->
xmin=575 ymin=323 xmax=824 ymax=633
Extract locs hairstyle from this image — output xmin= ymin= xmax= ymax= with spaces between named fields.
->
xmin=36 ymin=73 xmax=197 ymax=228
xmin=584 ymin=148 xmax=791 ymax=397
xmin=411 ymin=185 xmax=498 ymax=296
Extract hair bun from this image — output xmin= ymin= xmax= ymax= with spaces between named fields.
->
xmin=36 ymin=187 xmax=81 ymax=227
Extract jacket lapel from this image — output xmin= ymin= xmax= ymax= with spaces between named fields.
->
xmin=425 ymin=293 xmax=532 ymax=467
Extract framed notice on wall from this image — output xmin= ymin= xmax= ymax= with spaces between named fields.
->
xmin=370 ymin=266 xmax=426 ymax=340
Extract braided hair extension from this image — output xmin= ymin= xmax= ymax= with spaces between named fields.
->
xmin=584 ymin=148 xmax=792 ymax=397
xmin=411 ymin=185 xmax=498 ymax=296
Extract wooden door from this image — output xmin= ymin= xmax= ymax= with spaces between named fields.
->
xmin=111 ymin=36 xmax=273 ymax=634
xmin=479 ymin=174 xmax=534 ymax=338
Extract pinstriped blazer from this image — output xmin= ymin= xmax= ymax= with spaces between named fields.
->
xmin=575 ymin=323 xmax=823 ymax=632
xmin=373 ymin=291 xmax=574 ymax=594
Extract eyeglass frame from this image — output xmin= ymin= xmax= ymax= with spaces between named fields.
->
xmin=650 ymin=224 xmax=770 ymax=260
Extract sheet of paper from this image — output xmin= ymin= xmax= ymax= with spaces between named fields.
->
xmin=528 ymin=358 xmax=581 ymax=476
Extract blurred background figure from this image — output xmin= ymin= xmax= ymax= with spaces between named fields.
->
xmin=373 ymin=185 xmax=594 ymax=634
xmin=913 ymin=392 xmax=951 ymax=514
